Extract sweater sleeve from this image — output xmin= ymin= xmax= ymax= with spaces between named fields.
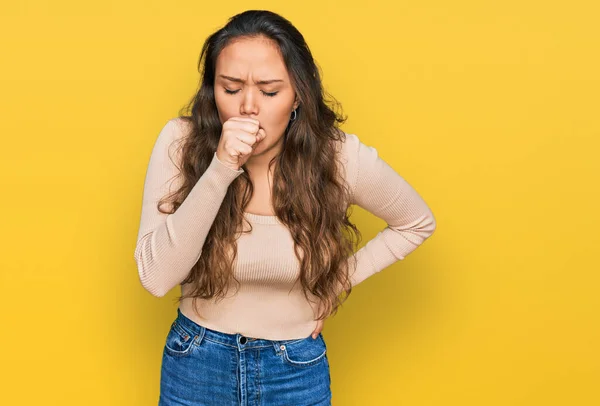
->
xmin=133 ymin=118 xmax=245 ymax=297
xmin=342 ymin=133 xmax=437 ymax=288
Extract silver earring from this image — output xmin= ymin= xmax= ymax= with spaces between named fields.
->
xmin=290 ymin=108 xmax=297 ymax=121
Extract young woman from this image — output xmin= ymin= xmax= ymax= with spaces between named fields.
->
xmin=134 ymin=9 xmax=436 ymax=406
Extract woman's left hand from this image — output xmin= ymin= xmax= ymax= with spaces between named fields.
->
xmin=311 ymin=318 xmax=325 ymax=339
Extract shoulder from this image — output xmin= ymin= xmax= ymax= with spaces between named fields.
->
xmin=152 ymin=117 xmax=192 ymax=147
xmin=154 ymin=117 xmax=193 ymax=164
xmin=334 ymin=130 xmax=385 ymax=205
xmin=170 ymin=116 xmax=193 ymax=135
xmin=164 ymin=116 xmax=193 ymax=144
xmin=333 ymin=130 xmax=363 ymax=203
xmin=337 ymin=131 xmax=361 ymax=159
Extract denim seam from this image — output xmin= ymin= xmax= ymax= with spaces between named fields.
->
xmin=202 ymin=336 xmax=275 ymax=350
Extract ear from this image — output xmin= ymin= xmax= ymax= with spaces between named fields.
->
xmin=292 ymin=95 xmax=299 ymax=111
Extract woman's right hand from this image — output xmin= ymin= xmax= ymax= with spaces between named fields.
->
xmin=216 ymin=117 xmax=266 ymax=171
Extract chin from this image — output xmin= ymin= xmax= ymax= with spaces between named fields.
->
xmin=252 ymin=145 xmax=266 ymax=155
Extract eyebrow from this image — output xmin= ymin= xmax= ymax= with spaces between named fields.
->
xmin=218 ymin=75 xmax=284 ymax=85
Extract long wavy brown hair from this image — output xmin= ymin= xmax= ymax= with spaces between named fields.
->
xmin=159 ymin=10 xmax=362 ymax=322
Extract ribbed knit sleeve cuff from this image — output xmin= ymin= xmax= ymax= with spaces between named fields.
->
xmin=206 ymin=151 xmax=245 ymax=183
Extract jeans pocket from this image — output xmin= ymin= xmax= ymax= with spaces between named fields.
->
xmin=280 ymin=333 xmax=328 ymax=368
xmin=164 ymin=320 xmax=198 ymax=358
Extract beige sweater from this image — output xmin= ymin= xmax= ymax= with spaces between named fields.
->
xmin=134 ymin=118 xmax=436 ymax=340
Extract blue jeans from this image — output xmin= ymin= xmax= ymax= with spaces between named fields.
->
xmin=159 ymin=308 xmax=332 ymax=405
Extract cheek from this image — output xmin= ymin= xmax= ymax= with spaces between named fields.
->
xmin=215 ymin=96 xmax=235 ymax=123
xmin=260 ymin=114 xmax=287 ymax=138
xmin=265 ymin=105 xmax=293 ymax=127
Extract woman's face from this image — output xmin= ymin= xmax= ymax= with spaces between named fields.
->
xmin=214 ymin=36 xmax=299 ymax=158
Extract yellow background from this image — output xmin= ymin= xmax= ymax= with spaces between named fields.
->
xmin=1 ymin=1 xmax=598 ymax=405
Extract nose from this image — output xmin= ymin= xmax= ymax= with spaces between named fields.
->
xmin=240 ymin=88 xmax=259 ymax=117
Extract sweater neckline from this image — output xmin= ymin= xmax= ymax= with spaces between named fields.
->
xmin=243 ymin=212 xmax=281 ymax=225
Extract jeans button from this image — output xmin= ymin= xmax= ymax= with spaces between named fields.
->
xmin=239 ymin=336 xmax=247 ymax=344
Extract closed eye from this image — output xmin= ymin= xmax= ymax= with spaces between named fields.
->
xmin=224 ymin=88 xmax=278 ymax=97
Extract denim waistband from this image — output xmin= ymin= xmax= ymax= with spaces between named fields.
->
xmin=175 ymin=307 xmax=309 ymax=350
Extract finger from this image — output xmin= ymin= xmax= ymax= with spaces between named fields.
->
xmin=311 ymin=320 xmax=323 ymax=339
xmin=230 ymin=117 xmax=259 ymax=125
xmin=234 ymin=132 xmax=259 ymax=146
xmin=229 ymin=143 xmax=252 ymax=158
xmin=256 ymin=128 xmax=266 ymax=142
xmin=224 ymin=119 xmax=260 ymax=135
xmin=244 ymin=128 xmax=266 ymax=150
xmin=229 ymin=117 xmax=260 ymax=133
